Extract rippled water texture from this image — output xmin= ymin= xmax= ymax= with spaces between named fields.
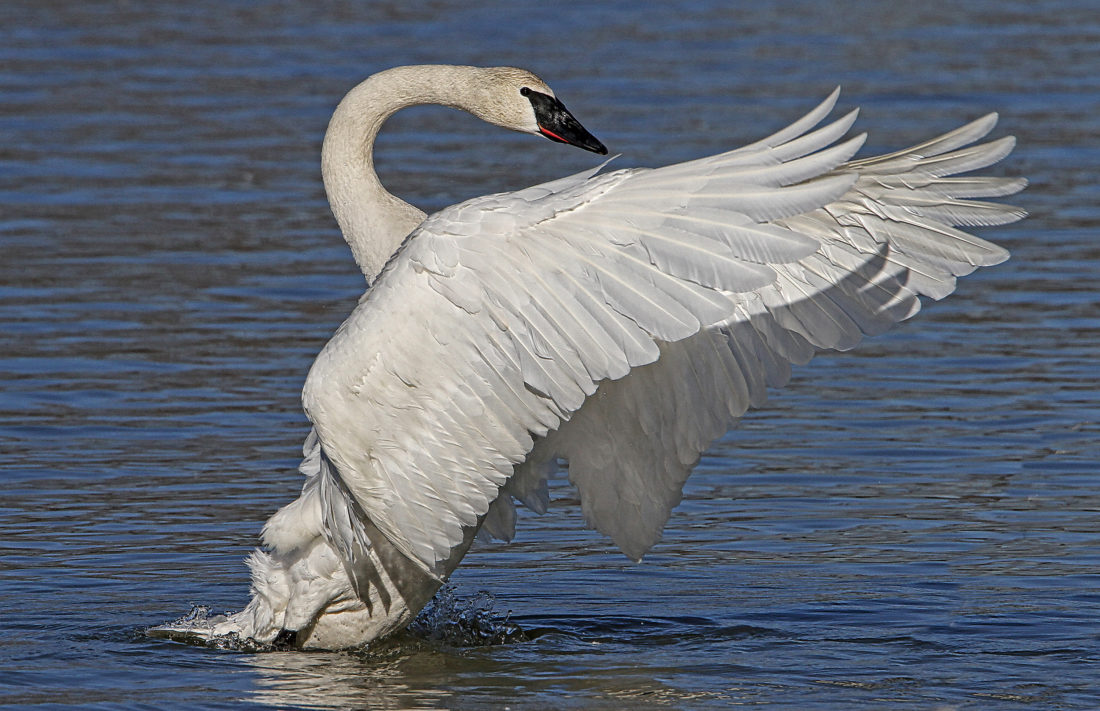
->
xmin=3 ymin=1 xmax=1098 ymax=708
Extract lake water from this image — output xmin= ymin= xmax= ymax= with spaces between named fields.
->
xmin=2 ymin=1 xmax=1098 ymax=708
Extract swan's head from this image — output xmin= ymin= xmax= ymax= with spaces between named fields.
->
xmin=474 ymin=67 xmax=608 ymax=155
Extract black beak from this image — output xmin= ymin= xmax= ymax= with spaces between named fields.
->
xmin=523 ymin=88 xmax=607 ymax=155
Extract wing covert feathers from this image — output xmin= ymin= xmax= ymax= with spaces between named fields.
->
xmin=302 ymin=91 xmax=1024 ymax=574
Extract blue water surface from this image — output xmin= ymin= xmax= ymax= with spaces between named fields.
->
xmin=2 ymin=1 xmax=1098 ymax=708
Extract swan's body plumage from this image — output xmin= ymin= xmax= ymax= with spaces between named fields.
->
xmin=152 ymin=65 xmax=1023 ymax=650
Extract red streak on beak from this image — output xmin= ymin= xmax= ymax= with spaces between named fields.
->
xmin=538 ymin=126 xmax=568 ymax=143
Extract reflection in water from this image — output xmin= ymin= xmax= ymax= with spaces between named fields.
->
xmin=242 ymin=605 xmax=750 ymax=711
xmin=246 ymin=651 xmax=448 ymax=711
xmin=240 ymin=589 xmax=763 ymax=709
xmin=244 ymin=590 xmax=514 ymax=709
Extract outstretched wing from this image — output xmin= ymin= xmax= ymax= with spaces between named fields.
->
xmin=301 ymin=90 xmax=1025 ymax=576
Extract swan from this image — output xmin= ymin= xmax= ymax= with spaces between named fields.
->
xmin=151 ymin=65 xmax=1025 ymax=649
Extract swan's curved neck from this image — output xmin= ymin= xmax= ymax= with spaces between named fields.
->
xmin=322 ymin=65 xmax=496 ymax=283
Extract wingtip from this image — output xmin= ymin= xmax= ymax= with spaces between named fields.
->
xmin=966 ymin=112 xmax=1001 ymax=144
xmin=850 ymin=130 xmax=869 ymax=153
xmin=987 ymin=244 xmax=1012 ymax=266
xmin=820 ymin=86 xmax=842 ymax=115
xmin=836 ymin=107 xmax=861 ymax=136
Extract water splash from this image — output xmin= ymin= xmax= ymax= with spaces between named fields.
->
xmin=148 ymin=587 xmax=525 ymax=653
xmin=147 ymin=604 xmax=273 ymax=652
xmin=406 ymin=586 xmax=527 ymax=647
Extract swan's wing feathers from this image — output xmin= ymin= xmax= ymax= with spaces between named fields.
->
xmin=303 ymin=94 xmax=1023 ymax=574
xmin=499 ymin=111 xmax=1021 ymax=559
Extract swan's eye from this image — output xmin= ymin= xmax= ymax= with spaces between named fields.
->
xmin=520 ymin=87 xmax=531 ymax=97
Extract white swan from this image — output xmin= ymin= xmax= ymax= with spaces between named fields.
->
xmin=152 ymin=65 xmax=1024 ymax=649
